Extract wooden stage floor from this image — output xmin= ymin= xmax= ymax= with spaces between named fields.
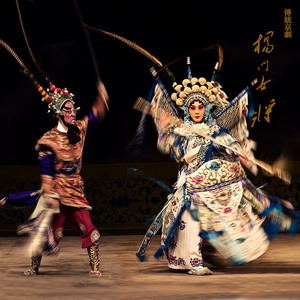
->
xmin=0 ymin=234 xmax=299 ymax=300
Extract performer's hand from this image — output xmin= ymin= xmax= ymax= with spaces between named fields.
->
xmin=281 ymin=199 xmax=294 ymax=210
xmin=92 ymin=81 xmax=109 ymax=118
xmin=0 ymin=198 xmax=6 ymax=206
xmin=238 ymin=150 xmax=248 ymax=165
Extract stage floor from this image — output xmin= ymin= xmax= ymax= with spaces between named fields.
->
xmin=0 ymin=234 xmax=299 ymax=299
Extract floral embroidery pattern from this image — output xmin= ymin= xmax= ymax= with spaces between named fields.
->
xmin=90 ymin=229 xmax=100 ymax=243
xmin=230 ymin=164 xmax=240 ymax=175
xmin=191 ymin=175 xmax=206 ymax=185
xmin=178 ymin=220 xmax=186 ymax=230
xmin=190 ymin=257 xmax=203 ymax=267
xmin=169 ymin=255 xmax=186 ymax=266
xmin=224 ymin=207 xmax=233 ymax=214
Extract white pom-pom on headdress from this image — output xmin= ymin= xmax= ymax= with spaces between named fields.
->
xmin=199 ymin=77 xmax=206 ymax=85
xmin=171 ymin=93 xmax=178 ymax=101
xmin=200 ymin=85 xmax=207 ymax=93
xmin=182 ymin=79 xmax=191 ymax=86
xmin=170 ymin=57 xmax=227 ymax=109
xmin=209 ymin=95 xmax=216 ymax=102
xmin=211 ymin=87 xmax=219 ymax=95
xmin=171 ymin=75 xmax=225 ymax=109
xmin=191 ymin=77 xmax=199 ymax=84
xmin=174 ymin=84 xmax=183 ymax=92
xmin=176 ymin=98 xmax=184 ymax=106
xmin=192 ymin=85 xmax=200 ymax=92
xmin=184 ymin=87 xmax=192 ymax=94
xmin=179 ymin=91 xmax=187 ymax=98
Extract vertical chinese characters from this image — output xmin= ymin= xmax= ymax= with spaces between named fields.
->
xmin=284 ymin=9 xmax=292 ymax=38
xmin=251 ymin=31 xmax=276 ymax=127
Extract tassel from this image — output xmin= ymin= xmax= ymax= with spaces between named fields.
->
xmin=154 ymin=246 xmax=165 ymax=259
xmin=136 ymin=253 xmax=146 ymax=262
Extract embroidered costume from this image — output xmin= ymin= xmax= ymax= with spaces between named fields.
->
xmin=22 ymin=83 xmax=107 ymax=277
xmin=0 ymin=34 xmax=108 ymax=277
xmin=136 ymin=59 xmax=299 ymax=275
xmin=1 ymin=79 xmax=107 ymax=277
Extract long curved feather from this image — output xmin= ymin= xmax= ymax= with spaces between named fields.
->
xmin=85 ymin=24 xmax=164 ymax=69
xmin=0 ymin=39 xmax=51 ymax=101
xmin=163 ymin=43 xmax=224 ymax=73
xmin=0 ymin=39 xmax=25 ymax=68
xmin=85 ymin=24 xmax=223 ymax=82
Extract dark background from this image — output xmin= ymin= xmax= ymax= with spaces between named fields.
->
xmin=0 ymin=0 xmax=299 ymax=166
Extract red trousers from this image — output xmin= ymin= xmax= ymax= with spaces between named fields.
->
xmin=52 ymin=204 xmax=100 ymax=248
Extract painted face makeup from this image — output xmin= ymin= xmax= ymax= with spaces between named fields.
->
xmin=61 ymin=101 xmax=76 ymax=126
xmin=188 ymin=101 xmax=205 ymax=123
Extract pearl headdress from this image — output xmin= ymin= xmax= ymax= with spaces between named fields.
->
xmin=170 ymin=58 xmax=228 ymax=109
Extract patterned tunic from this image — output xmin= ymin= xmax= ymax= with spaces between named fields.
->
xmin=35 ymin=118 xmax=91 ymax=210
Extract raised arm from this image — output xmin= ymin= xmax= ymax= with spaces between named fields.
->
xmin=85 ymin=81 xmax=109 ymax=132
xmin=157 ymin=113 xmax=186 ymax=162
xmin=91 ymin=81 xmax=109 ymax=119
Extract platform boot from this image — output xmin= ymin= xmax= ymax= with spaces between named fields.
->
xmin=87 ymin=240 xmax=101 ymax=277
xmin=24 ymin=255 xmax=42 ymax=276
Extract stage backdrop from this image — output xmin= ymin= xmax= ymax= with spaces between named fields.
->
xmin=0 ymin=162 xmax=299 ymax=235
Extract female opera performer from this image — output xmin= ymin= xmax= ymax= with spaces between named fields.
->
xmin=136 ymin=67 xmax=299 ymax=275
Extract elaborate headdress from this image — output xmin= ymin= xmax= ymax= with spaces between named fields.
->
xmin=1 ymin=0 xmax=83 ymax=118
xmin=44 ymin=83 xmax=79 ymax=116
xmin=153 ymin=57 xmax=228 ymax=124
xmin=171 ymin=70 xmax=229 ymax=111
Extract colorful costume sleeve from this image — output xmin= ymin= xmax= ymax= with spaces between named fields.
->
xmin=157 ymin=129 xmax=186 ymax=162
xmin=85 ymin=110 xmax=103 ymax=136
xmin=214 ymin=131 xmax=241 ymax=156
xmin=38 ymin=145 xmax=56 ymax=196
xmin=0 ymin=190 xmax=40 ymax=207
xmin=215 ymin=89 xmax=258 ymax=174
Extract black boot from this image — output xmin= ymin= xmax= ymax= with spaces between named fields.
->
xmin=24 ymin=255 xmax=42 ymax=276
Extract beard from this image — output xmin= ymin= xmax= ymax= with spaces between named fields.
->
xmin=59 ymin=113 xmax=81 ymax=145
xmin=67 ymin=124 xmax=81 ymax=144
